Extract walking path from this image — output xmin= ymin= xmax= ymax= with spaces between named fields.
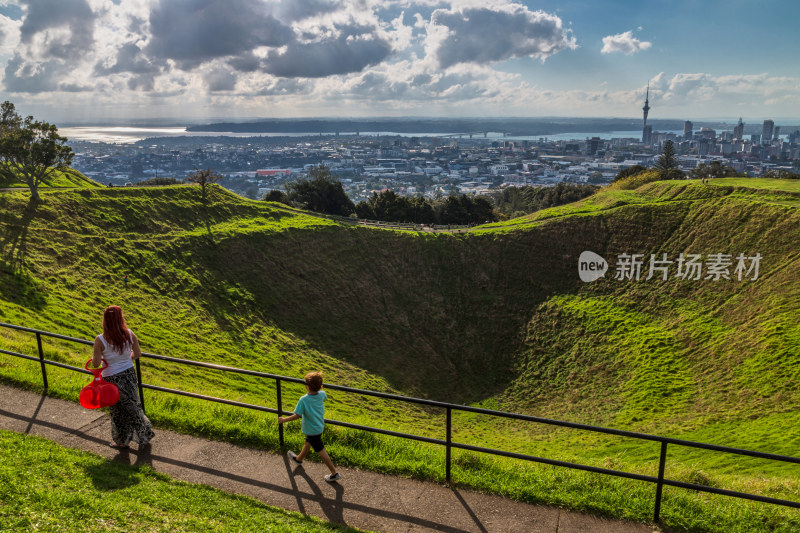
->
xmin=0 ymin=383 xmax=658 ymax=533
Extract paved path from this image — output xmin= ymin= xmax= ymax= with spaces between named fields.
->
xmin=0 ymin=383 xmax=658 ymax=533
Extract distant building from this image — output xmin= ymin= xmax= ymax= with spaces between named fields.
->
xmin=733 ymin=118 xmax=744 ymax=141
xmin=256 ymin=169 xmax=292 ymax=177
xmin=699 ymin=127 xmax=716 ymax=140
xmin=683 ymin=120 xmax=693 ymax=140
xmin=762 ymin=119 xmax=774 ymax=144
xmin=642 ymin=83 xmax=651 ymax=144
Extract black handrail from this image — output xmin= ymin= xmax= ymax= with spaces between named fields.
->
xmin=1 ymin=320 xmax=798 ymax=523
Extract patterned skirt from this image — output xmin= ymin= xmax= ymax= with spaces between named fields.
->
xmin=104 ymin=366 xmax=155 ymax=446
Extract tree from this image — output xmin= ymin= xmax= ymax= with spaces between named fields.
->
xmin=689 ymin=161 xmax=738 ymax=181
xmin=186 ymin=168 xmax=222 ymax=200
xmin=286 ymin=165 xmax=355 ymax=216
xmin=655 ymin=140 xmax=683 ymax=179
xmin=761 ymin=169 xmax=800 ymax=180
xmin=612 ymin=164 xmax=647 ymax=182
xmin=0 ymin=101 xmax=74 ymax=202
xmin=263 ymin=189 xmax=290 ymax=204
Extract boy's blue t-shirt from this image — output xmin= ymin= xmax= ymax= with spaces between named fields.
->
xmin=293 ymin=391 xmax=327 ymax=436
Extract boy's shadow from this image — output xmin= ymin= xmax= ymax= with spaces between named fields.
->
xmin=283 ymin=455 xmax=345 ymax=525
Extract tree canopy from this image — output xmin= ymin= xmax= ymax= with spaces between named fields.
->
xmin=285 ymin=165 xmax=355 ymax=216
xmin=186 ymin=168 xmax=222 ymax=200
xmin=689 ymin=161 xmax=738 ymax=181
xmin=0 ymin=101 xmax=74 ymax=202
xmin=612 ymin=164 xmax=647 ymax=182
xmin=654 ymin=140 xmax=683 ymax=180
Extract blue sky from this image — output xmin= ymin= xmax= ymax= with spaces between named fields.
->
xmin=0 ymin=0 xmax=797 ymax=124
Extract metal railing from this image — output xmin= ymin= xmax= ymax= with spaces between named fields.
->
xmin=1 ymin=320 xmax=799 ymax=523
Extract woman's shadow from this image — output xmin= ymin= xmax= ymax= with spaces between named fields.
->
xmin=84 ymin=447 xmax=144 ymax=491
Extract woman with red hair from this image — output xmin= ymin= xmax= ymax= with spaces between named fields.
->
xmin=92 ymin=305 xmax=154 ymax=448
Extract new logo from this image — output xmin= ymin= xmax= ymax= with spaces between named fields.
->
xmin=579 ymin=251 xmax=608 ymax=283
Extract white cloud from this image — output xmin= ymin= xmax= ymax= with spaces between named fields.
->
xmin=601 ymin=30 xmax=651 ymax=55
xmin=425 ymin=5 xmax=577 ymax=68
xmin=0 ymin=13 xmax=21 ymax=55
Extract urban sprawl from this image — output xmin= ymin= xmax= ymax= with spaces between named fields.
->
xmin=71 ymin=117 xmax=800 ymax=202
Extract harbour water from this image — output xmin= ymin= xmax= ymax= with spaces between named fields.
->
xmin=59 ymin=126 xmax=688 ymax=144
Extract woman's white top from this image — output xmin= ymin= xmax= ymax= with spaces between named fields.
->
xmin=97 ymin=330 xmax=135 ymax=377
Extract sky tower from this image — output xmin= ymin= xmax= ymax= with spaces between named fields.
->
xmin=642 ymin=82 xmax=652 ymax=144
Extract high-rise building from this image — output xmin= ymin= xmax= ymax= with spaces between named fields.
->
xmin=643 ymin=125 xmax=652 ymax=145
xmin=642 ymin=83 xmax=651 ymax=144
xmin=733 ymin=118 xmax=745 ymax=141
xmin=683 ymin=120 xmax=693 ymax=140
xmin=773 ymin=126 xmax=781 ymax=141
xmin=762 ymin=119 xmax=774 ymax=144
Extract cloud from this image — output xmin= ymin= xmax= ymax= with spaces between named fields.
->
xmin=263 ymin=29 xmax=393 ymax=78
xmin=17 ymin=0 xmax=96 ymax=60
xmin=425 ymin=5 xmax=576 ymax=68
xmin=271 ymin=0 xmax=339 ymax=23
xmin=3 ymin=53 xmax=63 ymax=92
xmin=601 ymin=31 xmax=651 ymax=55
xmin=0 ymin=13 xmax=22 ymax=55
xmin=203 ymin=65 xmax=237 ymax=91
xmin=145 ymin=0 xmax=293 ymax=69
xmin=95 ymin=42 xmax=161 ymax=75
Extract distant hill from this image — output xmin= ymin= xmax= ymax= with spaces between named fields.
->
xmin=187 ymin=117 xmax=687 ymax=135
xmin=187 ymin=117 xmax=800 ymax=136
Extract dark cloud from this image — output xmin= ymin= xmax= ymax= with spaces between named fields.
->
xmin=349 ymin=71 xmax=409 ymax=99
xmin=203 ymin=67 xmax=237 ymax=91
xmin=127 ymin=73 xmax=157 ymax=91
xmin=263 ymin=28 xmax=393 ymax=78
xmin=227 ymin=53 xmax=261 ymax=73
xmin=146 ymin=0 xmax=293 ymax=69
xmin=96 ymin=42 xmax=162 ymax=75
xmin=273 ymin=0 xmax=339 ymax=22
xmin=18 ymin=0 xmax=95 ymax=60
xmin=58 ymin=82 xmax=93 ymax=92
xmin=431 ymin=6 xmax=574 ymax=68
xmin=253 ymin=78 xmax=311 ymax=96
xmin=3 ymin=54 xmax=63 ymax=93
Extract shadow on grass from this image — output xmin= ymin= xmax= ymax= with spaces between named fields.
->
xmin=85 ymin=450 xmax=144 ymax=491
xmin=0 ymin=197 xmax=45 ymax=310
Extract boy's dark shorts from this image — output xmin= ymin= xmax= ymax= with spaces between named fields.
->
xmin=305 ymin=434 xmax=324 ymax=452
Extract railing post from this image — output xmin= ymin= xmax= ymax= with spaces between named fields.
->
xmin=35 ymin=333 xmax=48 ymax=389
xmin=276 ymin=378 xmax=284 ymax=447
xmin=135 ymin=358 xmax=145 ymax=413
xmin=654 ymin=441 xmax=668 ymax=522
xmin=446 ymin=406 xmax=452 ymax=483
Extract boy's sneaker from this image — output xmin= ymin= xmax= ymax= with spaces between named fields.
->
xmin=324 ymin=473 xmax=341 ymax=482
xmin=288 ymin=451 xmax=302 ymax=465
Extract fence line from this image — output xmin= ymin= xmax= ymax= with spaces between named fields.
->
xmin=1 ymin=321 xmax=798 ymax=522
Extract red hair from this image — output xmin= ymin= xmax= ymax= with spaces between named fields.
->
xmin=102 ymin=305 xmax=131 ymax=352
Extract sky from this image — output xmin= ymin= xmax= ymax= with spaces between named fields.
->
xmin=0 ymin=0 xmax=798 ymax=125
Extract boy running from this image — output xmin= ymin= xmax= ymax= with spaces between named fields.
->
xmin=278 ymin=371 xmax=340 ymax=482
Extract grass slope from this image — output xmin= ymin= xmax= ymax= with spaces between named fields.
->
xmin=1 ymin=179 xmax=798 ymax=532
xmin=0 ymin=430 xmax=363 ymax=532
xmin=0 ymin=166 xmax=101 ymax=189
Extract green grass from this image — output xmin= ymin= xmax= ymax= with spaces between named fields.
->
xmin=0 ymin=430 xmax=366 ymax=532
xmin=0 ymin=166 xmax=101 ymax=189
xmin=1 ymin=178 xmax=800 ymax=532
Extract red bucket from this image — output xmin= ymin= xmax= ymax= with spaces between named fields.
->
xmin=79 ymin=359 xmax=120 ymax=409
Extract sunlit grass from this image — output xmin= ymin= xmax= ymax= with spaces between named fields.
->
xmin=0 ymin=430 xmax=365 ymax=533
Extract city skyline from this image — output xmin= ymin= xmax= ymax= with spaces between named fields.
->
xmin=0 ymin=1 xmax=798 ymax=124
